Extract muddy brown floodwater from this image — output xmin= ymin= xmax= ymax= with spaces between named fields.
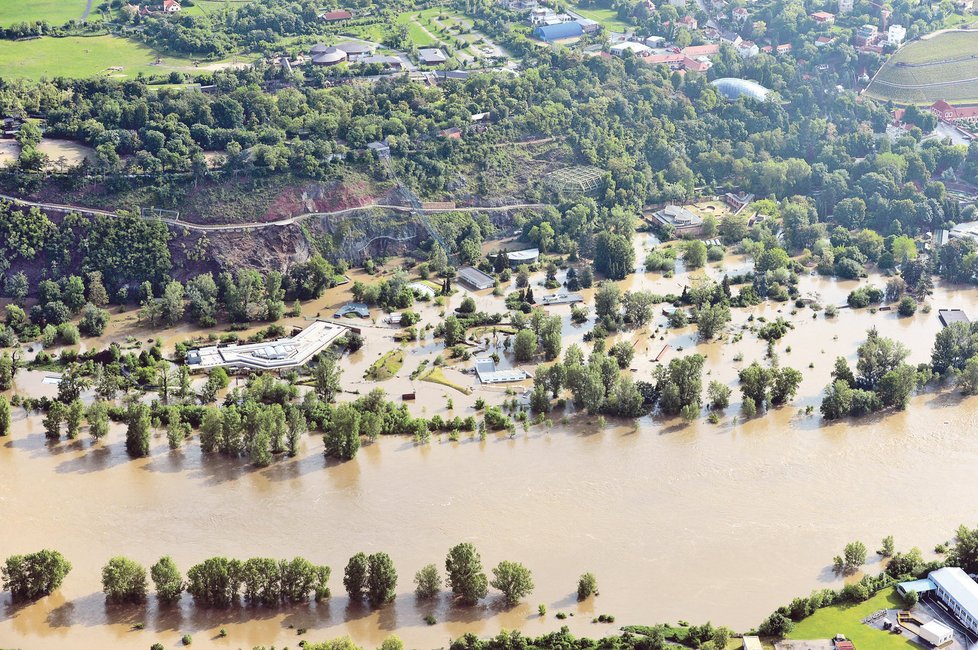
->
xmin=3 ymin=249 xmax=978 ymax=649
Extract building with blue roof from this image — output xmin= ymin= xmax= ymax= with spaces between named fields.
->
xmin=899 ymin=567 xmax=978 ymax=636
xmin=533 ymin=22 xmax=583 ymax=41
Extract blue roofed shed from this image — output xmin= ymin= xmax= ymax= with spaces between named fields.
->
xmin=533 ymin=22 xmax=583 ymax=41
xmin=897 ymin=578 xmax=936 ymax=596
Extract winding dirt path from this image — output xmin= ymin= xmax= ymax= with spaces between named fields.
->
xmin=0 ymin=193 xmax=549 ymax=232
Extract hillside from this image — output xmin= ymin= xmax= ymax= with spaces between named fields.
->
xmin=866 ymin=30 xmax=978 ymax=104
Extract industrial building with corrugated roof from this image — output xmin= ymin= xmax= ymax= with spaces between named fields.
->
xmin=533 ymin=21 xmax=584 ymax=41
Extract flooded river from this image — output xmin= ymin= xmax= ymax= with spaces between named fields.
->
xmin=3 ymin=253 xmax=978 ymax=649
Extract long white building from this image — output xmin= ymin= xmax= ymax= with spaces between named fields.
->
xmin=932 ymin=567 xmax=978 ymax=633
xmin=900 ymin=566 xmax=978 ymax=635
xmin=186 ymin=321 xmax=347 ymax=372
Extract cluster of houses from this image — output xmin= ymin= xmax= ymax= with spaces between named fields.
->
xmin=123 ymin=0 xmax=182 ymax=17
xmin=892 ymin=99 xmax=978 ymax=141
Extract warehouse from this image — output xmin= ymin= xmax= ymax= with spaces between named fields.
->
xmin=457 ymin=266 xmax=495 ymax=290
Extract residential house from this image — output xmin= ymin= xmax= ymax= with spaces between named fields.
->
xmin=679 ymin=14 xmax=698 ymax=29
xmin=439 ymin=126 xmax=462 ymax=139
xmin=811 ymin=10 xmax=835 ymax=23
xmin=722 ymin=190 xmax=754 ymax=212
xmin=815 ymin=34 xmax=835 ymax=46
xmin=720 ymin=29 xmax=742 ymax=46
xmin=732 ymin=7 xmax=749 ymax=21
xmin=736 ymin=40 xmax=759 ymax=57
xmin=163 ymin=0 xmax=181 ymax=12
xmin=888 ymin=24 xmax=906 ymax=45
xmin=855 ymin=24 xmax=878 ymax=45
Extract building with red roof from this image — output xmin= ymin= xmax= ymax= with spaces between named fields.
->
xmin=681 ymin=43 xmax=720 ymax=57
xmin=930 ymin=99 xmax=978 ymax=122
xmin=321 ymin=9 xmax=353 ymax=21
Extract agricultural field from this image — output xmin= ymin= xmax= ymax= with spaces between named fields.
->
xmin=866 ymin=30 xmax=978 ymax=104
xmin=0 ymin=35 xmax=247 ymax=80
xmin=0 ymin=0 xmax=90 ymax=26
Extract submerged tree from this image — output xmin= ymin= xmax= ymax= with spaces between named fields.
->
xmin=445 ymin=543 xmax=488 ymax=605
xmin=102 ymin=556 xmax=147 ymax=604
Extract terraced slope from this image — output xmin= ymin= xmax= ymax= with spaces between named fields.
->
xmin=866 ymin=30 xmax=978 ymax=104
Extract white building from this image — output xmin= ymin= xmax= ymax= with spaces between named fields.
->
xmin=899 ymin=567 xmax=978 ymax=636
xmin=474 ymin=358 xmax=529 ymax=383
xmin=931 ymin=567 xmax=978 ymax=633
xmin=917 ymin=620 xmax=954 ymax=647
xmin=186 ymin=321 xmax=347 ymax=372
xmin=888 ymin=24 xmax=907 ymax=45
xmin=610 ymin=41 xmax=653 ymax=57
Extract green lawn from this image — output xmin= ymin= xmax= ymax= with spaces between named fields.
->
xmin=0 ymin=0 xmax=89 ymax=26
xmin=365 ymin=349 xmax=405 ymax=381
xmin=787 ymin=588 xmax=922 ymax=649
xmin=396 ymin=12 xmax=445 ymax=48
xmin=0 ymin=35 xmax=241 ymax=80
xmin=395 ymin=8 xmax=489 ymax=52
xmin=565 ymin=2 xmax=632 ymax=31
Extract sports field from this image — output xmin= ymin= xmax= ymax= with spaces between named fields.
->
xmin=0 ymin=0 xmax=89 ymax=26
xmin=0 ymin=35 xmax=241 ymax=80
xmin=866 ymin=30 xmax=978 ymax=104
xmin=566 ymin=1 xmax=632 ymax=31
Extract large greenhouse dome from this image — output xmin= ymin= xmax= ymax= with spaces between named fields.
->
xmin=710 ymin=77 xmax=771 ymax=101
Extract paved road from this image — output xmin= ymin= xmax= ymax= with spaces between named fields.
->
xmin=0 ymin=193 xmax=549 ymax=232
xmin=82 ymin=0 xmax=94 ymax=21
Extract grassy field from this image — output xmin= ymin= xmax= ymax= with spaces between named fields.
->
xmin=0 ymin=35 xmax=243 ymax=80
xmin=867 ymin=31 xmax=978 ymax=104
xmin=420 ymin=367 xmax=472 ymax=394
xmin=394 ymin=8 xmax=497 ymax=58
xmin=787 ymin=588 xmax=922 ymax=649
xmin=365 ymin=349 xmax=405 ymax=381
xmin=565 ymin=2 xmax=632 ymax=31
xmin=0 ymin=0 xmax=89 ymax=26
